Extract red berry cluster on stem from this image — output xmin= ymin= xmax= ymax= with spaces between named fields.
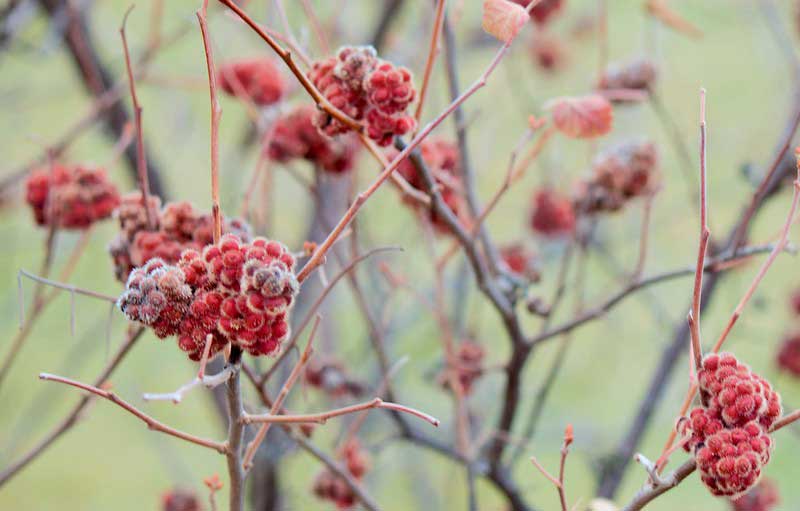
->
xmin=573 ymin=140 xmax=658 ymax=214
xmin=394 ymin=137 xmax=464 ymax=232
xmin=597 ymin=58 xmax=658 ymax=97
xmin=680 ymin=353 xmax=782 ymax=498
xmin=312 ymin=439 xmax=370 ymax=509
xmin=25 ymin=163 xmax=120 ymax=229
xmin=500 ymin=243 xmax=541 ymax=282
xmin=118 ymin=234 xmax=297 ymax=361
xmin=776 ymin=333 xmax=800 ymax=376
xmin=439 ymin=339 xmax=485 ymax=395
xmin=529 ymin=188 xmax=576 ymax=238
xmin=304 ymin=358 xmax=365 ymax=398
xmin=266 ymin=105 xmax=359 ymax=173
xmin=161 ymin=488 xmax=203 ymax=511
xmin=109 ymin=192 xmax=251 ymax=282
xmin=217 ymin=58 xmax=286 ymax=106
xmin=308 ymin=46 xmax=416 ymax=146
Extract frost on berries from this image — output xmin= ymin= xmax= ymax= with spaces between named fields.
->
xmin=25 ymin=163 xmax=120 ymax=229
xmin=266 ymin=105 xmax=359 ymax=173
xmin=530 ymin=188 xmax=576 ymax=238
xmin=312 ymin=439 xmax=370 ymax=509
xmin=161 ymin=488 xmax=203 ymax=511
xmin=597 ymin=58 xmax=658 ymax=99
xmin=394 ymin=137 xmax=463 ymax=232
xmin=573 ymin=140 xmax=659 ymax=214
xmin=482 ymin=0 xmax=530 ymax=43
xmin=730 ymin=478 xmax=780 ymax=511
xmin=109 ymin=193 xmax=251 ymax=281
xmin=510 ymin=0 xmax=566 ymax=25
xmin=679 ymin=353 xmax=783 ymax=498
xmin=776 ymin=334 xmax=800 ymax=376
xmin=119 ymin=234 xmax=298 ymax=360
xmin=308 ymin=46 xmax=416 ymax=146
xmin=217 ymin=58 xmax=286 ymax=106
xmin=304 ymin=358 xmax=365 ymax=398
xmin=549 ymin=94 xmax=614 ymax=139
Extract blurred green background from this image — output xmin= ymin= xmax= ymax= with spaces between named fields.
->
xmin=1 ymin=0 xmax=800 ymax=510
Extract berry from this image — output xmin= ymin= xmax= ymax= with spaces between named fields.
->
xmin=597 ymin=58 xmax=658 ymax=98
xmin=312 ymin=439 xmax=370 ymax=509
xmin=266 ymin=105 xmax=359 ymax=173
xmin=217 ymin=58 xmax=286 ymax=106
xmin=549 ymin=94 xmax=613 ymax=139
xmin=308 ymin=46 xmax=416 ymax=146
xmin=500 ymin=243 xmax=540 ymax=281
xmin=573 ymin=140 xmax=658 ymax=214
xmin=161 ymin=488 xmax=202 ymax=511
xmin=25 ymin=164 xmax=120 ymax=229
xmin=530 ymin=189 xmax=576 ymax=238
xmin=776 ymin=333 xmax=800 ymax=376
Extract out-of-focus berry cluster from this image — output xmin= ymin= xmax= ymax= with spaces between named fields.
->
xmin=395 ymin=138 xmax=463 ymax=232
xmin=529 ymin=188 xmax=576 ymax=238
xmin=500 ymin=243 xmax=541 ymax=282
xmin=108 ymin=193 xmax=250 ymax=282
xmin=597 ymin=58 xmax=658 ymax=98
xmin=730 ymin=479 xmax=780 ymax=511
xmin=573 ymin=140 xmax=658 ymax=214
xmin=161 ymin=488 xmax=203 ymax=511
xmin=312 ymin=439 xmax=370 ymax=509
xmin=439 ymin=340 xmax=485 ymax=395
xmin=266 ymin=105 xmax=359 ymax=173
xmin=680 ymin=354 xmax=782 ymax=498
xmin=308 ymin=46 xmax=416 ymax=146
xmin=25 ymin=164 xmax=120 ymax=229
xmin=118 ymin=234 xmax=298 ymax=361
xmin=776 ymin=290 xmax=800 ymax=376
xmin=217 ymin=58 xmax=286 ymax=106
xmin=510 ymin=0 xmax=565 ymax=25
xmin=304 ymin=357 xmax=365 ymax=398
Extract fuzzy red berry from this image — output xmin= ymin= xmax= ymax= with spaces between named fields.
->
xmin=161 ymin=488 xmax=203 ymax=511
xmin=530 ymin=189 xmax=576 ymax=238
xmin=25 ymin=164 xmax=120 ymax=229
xmin=218 ymin=58 xmax=286 ymax=106
xmin=267 ymin=105 xmax=359 ymax=173
xmin=776 ymin=333 xmax=800 ymax=376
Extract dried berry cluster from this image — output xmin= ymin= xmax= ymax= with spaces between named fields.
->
xmin=776 ymin=334 xmax=800 ymax=376
xmin=529 ymin=32 xmax=567 ymax=72
xmin=510 ymin=0 xmax=565 ymax=25
xmin=161 ymin=488 xmax=202 ymax=511
xmin=681 ymin=354 xmax=782 ymax=497
xmin=308 ymin=46 xmax=416 ymax=146
xmin=500 ymin=243 xmax=540 ymax=281
xmin=313 ymin=440 xmax=370 ymax=509
xmin=304 ymin=358 xmax=364 ymax=398
xmin=266 ymin=105 xmax=359 ymax=173
xmin=597 ymin=58 xmax=658 ymax=95
xmin=395 ymin=138 xmax=463 ymax=232
xmin=217 ymin=58 xmax=286 ymax=106
xmin=118 ymin=234 xmax=298 ymax=361
xmin=440 ymin=340 xmax=485 ymax=395
xmin=109 ymin=193 xmax=250 ymax=282
xmin=25 ymin=164 xmax=120 ymax=229
xmin=529 ymin=188 xmax=576 ymax=238
xmin=731 ymin=479 xmax=780 ymax=511
xmin=573 ymin=140 xmax=658 ymax=214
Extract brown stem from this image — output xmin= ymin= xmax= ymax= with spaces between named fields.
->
xmin=223 ymin=348 xmax=245 ymax=511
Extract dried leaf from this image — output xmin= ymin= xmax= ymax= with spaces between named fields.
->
xmin=482 ymin=0 xmax=530 ymax=43
xmin=548 ymin=94 xmax=613 ymax=139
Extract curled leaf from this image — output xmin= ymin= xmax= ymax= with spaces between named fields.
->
xmin=548 ymin=94 xmax=613 ymax=139
xmin=482 ymin=0 xmax=530 ymax=43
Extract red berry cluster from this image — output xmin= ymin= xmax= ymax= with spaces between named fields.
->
xmin=529 ymin=189 xmax=576 ymax=238
xmin=680 ymin=354 xmax=782 ymax=498
xmin=109 ymin=193 xmax=251 ymax=282
xmin=776 ymin=334 xmax=800 ymax=376
xmin=510 ymin=0 xmax=565 ymax=25
xmin=440 ymin=340 xmax=485 ymax=395
xmin=266 ymin=105 xmax=359 ymax=173
xmin=395 ymin=138 xmax=463 ymax=232
xmin=25 ymin=164 xmax=120 ymax=229
xmin=731 ymin=478 xmax=780 ymax=511
xmin=161 ymin=488 xmax=202 ymax=511
xmin=500 ymin=243 xmax=541 ymax=282
xmin=597 ymin=58 xmax=658 ymax=96
xmin=304 ymin=358 xmax=365 ymax=398
xmin=573 ymin=140 xmax=658 ymax=214
xmin=308 ymin=46 xmax=416 ymax=146
xmin=529 ymin=32 xmax=567 ymax=72
xmin=119 ymin=234 xmax=297 ymax=361
xmin=217 ymin=58 xmax=286 ymax=106
xmin=312 ymin=440 xmax=370 ymax=509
